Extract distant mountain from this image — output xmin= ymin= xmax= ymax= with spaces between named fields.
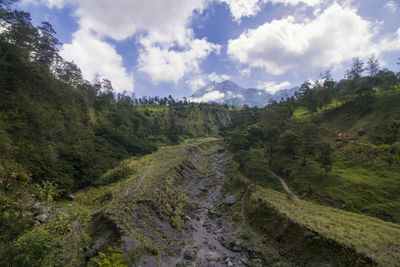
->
xmin=188 ymin=80 xmax=298 ymax=106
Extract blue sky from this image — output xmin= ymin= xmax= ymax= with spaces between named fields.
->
xmin=18 ymin=0 xmax=400 ymax=99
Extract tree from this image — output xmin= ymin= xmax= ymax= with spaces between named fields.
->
xmin=298 ymin=121 xmax=319 ymax=166
xmin=316 ymin=143 xmax=333 ymax=173
xmin=32 ymin=22 xmax=60 ymax=66
xmin=279 ymin=130 xmax=298 ymax=159
xmin=297 ymin=81 xmax=318 ymax=114
xmin=346 ymin=57 xmax=364 ymax=81
xmin=366 ymin=54 xmax=379 ymax=77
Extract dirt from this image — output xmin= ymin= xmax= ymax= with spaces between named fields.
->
xmin=137 ymin=148 xmax=266 ymax=267
xmin=266 ymin=170 xmax=299 ymax=200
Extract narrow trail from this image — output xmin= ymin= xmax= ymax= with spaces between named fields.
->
xmin=267 ymin=170 xmax=299 ymax=200
xmin=154 ymin=148 xmax=265 ymax=267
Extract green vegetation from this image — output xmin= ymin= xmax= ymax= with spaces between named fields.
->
xmin=246 ymin=186 xmax=400 ymax=266
xmin=2 ymin=2 xmax=400 ymax=266
xmin=224 ymin=57 xmax=400 ymax=224
xmin=1 ymin=138 xmax=218 ymax=266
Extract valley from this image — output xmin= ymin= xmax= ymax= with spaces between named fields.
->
xmin=1 ymin=2 xmax=400 ymax=266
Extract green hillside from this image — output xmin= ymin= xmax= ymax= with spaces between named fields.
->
xmin=243 ymin=185 xmax=400 ymax=266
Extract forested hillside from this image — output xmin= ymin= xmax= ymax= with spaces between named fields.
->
xmin=0 ymin=4 xmax=232 ymax=193
xmin=224 ymin=57 xmax=400 ymax=223
xmin=0 ymin=4 xmax=232 ymax=262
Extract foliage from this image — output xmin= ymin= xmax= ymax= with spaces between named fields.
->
xmin=2 ymin=228 xmax=62 ymax=266
xmin=91 ymin=248 xmax=129 ymax=267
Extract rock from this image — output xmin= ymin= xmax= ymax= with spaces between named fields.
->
xmin=66 ymin=194 xmax=75 ymax=200
xmin=207 ymin=251 xmax=223 ymax=261
xmin=90 ymin=210 xmax=100 ymax=217
xmin=225 ymin=195 xmax=236 ymax=205
xmin=92 ymin=239 xmax=103 ymax=250
xmin=0 ymin=164 xmax=4 ymax=171
xmin=35 ymin=214 xmax=48 ymax=222
xmin=251 ymin=259 xmax=264 ymax=267
xmin=121 ymin=235 xmax=136 ymax=252
xmin=183 ymin=250 xmax=195 ymax=260
xmin=185 ymin=215 xmax=192 ymax=221
xmin=33 ymin=202 xmax=41 ymax=209
xmin=217 ymin=235 xmax=225 ymax=245
xmin=227 ymin=261 xmax=234 ymax=267
xmin=87 ymin=239 xmax=103 ymax=257
xmin=70 ymin=220 xmax=79 ymax=231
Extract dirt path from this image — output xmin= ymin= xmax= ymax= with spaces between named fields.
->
xmin=154 ymin=148 xmax=265 ymax=267
xmin=267 ymin=170 xmax=299 ymax=200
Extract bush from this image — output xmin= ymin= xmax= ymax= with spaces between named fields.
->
xmin=3 ymin=228 xmax=62 ymax=267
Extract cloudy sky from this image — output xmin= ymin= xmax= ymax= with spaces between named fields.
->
xmin=18 ymin=0 xmax=400 ymax=98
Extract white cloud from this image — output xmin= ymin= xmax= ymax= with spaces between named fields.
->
xmin=186 ymin=77 xmax=207 ymax=92
xmin=258 ymin=81 xmax=291 ymax=94
xmin=138 ymin=39 xmax=220 ymax=84
xmin=240 ymin=68 xmax=252 ymax=77
xmin=227 ymin=3 xmax=400 ymax=75
xmin=186 ymin=72 xmax=232 ymax=92
xmin=70 ymin=0 xmax=219 ymax=84
xmin=207 ymin=72 xmax=232 ymax=82
xmin=61 ymin=29 xmax=134 ymax=93
xmin=384 ymin=1 xmax=397 ymax=13
xmin=219 ymin=0 xmax=266 ymax=22
xmin=189 ymin=90 xmax=225 ymax=102
xmin=220 ymin=0 xmax=323 ymax=22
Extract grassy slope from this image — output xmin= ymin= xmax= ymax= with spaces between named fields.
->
xmin=246 ymin=186 xmax=400 ymax=266
xmin=284 ymin=89 xmax=400 ymax=222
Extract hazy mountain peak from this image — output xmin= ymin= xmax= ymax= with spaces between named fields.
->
xmin=189 ymin=80 xmax=298 ymax=106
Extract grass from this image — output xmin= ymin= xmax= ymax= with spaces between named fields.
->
xmin=249 ymin=187 xmax=400 ymax=266
xmin=283 ymin=152 xmax=400 ymax=223
xmin=284 ymin=90 xmax=400 ymax=223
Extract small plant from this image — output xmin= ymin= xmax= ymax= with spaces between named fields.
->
xmin=232 ymin=212 xmax=241 ymax=222
xmin=36 ymin=181 xmax=60 ymax=203
xmin=240 ymin=230 xmax=251 ymax=242
xmin=91 ymin=247 xmax=128 ymax=267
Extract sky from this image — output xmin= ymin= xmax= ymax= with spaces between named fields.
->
xmin=17 ymin=0 xmax=400 ymax=98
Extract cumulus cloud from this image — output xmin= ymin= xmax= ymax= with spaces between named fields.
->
xmin=207 ymin=72 xmax=232 ymax=82
xmin=69 ymin=0 xmax=220 ymax=84
xmin=189 ymin=90 xmax=225 ymax=102
xmin=258 ymin=81 xmax=291 ymax=94
xmin=138 ymin=39 xmax=220 ymax=84
xmin=29 ymin=0 xmax=220 ymax=88
xmin=61 ymin=29 xmax=134 ymax=93
xmin=186 ymin=77 xmax=207 ymax=92
xmin=219 ymin=0 xmax=266 ymax=22
xmin=384 ymin=1 xmax=397 ymax=13
xmin=227 ymin=3 xmax=400 ymax=75
xmin=186 ymin=72 xmax=232 ymax=92
xmin=220 ymin=0 xmax=323 ymax=22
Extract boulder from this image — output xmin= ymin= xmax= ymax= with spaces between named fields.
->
xmin=225 ymin=195 xmax=236 ymax=205
xmin=0 ymin=165 xmax=4 ymax=171
xmin=207 ymin=251 xmax=223 ymax=261
xmin=35 ymin=214 xmax=48 ymax=222
xmin=66 ymin=194 xmax=75 ymax=200
xmin=183 ymin=250 xmax=195 ymax=260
